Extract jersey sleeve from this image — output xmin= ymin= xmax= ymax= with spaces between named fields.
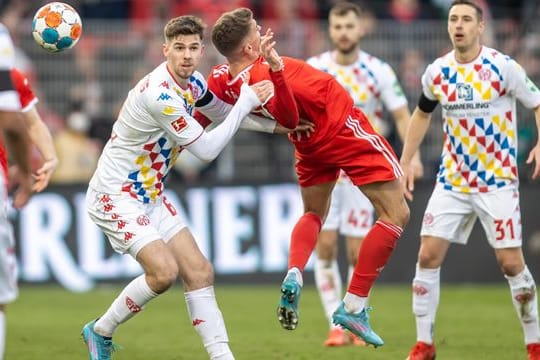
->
xmin=506 ymin=58 xmax=540 ymax=109
xmin=145 ymin=86 xmax=204 ymax=147
xmin=0 ymin=24 xmax=20 ymax=111
xmin=263 ymin=65 xmax=299 ymax=129
xmin=378 ymin=62 xmax=408 ymax=111
xmin=420 ymin=63 xmax=438 ymax=101
xmin=11 ymin=68 xmax=38 ymax=112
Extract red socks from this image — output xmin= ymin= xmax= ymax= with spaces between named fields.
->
xmin=288 ymin=212 xmax=322 ymax=270
xmin=348 ymin=220 xmax=403 ymax=296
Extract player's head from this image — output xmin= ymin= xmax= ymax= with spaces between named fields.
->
xmin=212 ymin=8 xmax=261 ymax=61
xmin=162 ymin=15 xmax=206 ymax=82
xmin=447 ymin=1 xmax=484 ymax=52
xmin=328 ymin=2 xmax=364 ymax=54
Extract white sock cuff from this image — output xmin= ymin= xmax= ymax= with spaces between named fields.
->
xmin=185 ymin=286 xmax=215 ymax=300
xmin=505 ymin=266 xmax=535 ymax=289
xmin=416 ymin=264 xmax=441 ymax=282
xmin=288 ymin=267 xmax=303 ymax=287
xmin=136 ymin=275 xmax=159 ymax=298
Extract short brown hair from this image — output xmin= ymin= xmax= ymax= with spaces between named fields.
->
xmin=164 ymin=15 xmax=205 ymax=42
xmin=449 ymin=0 xmax=483 ymax=21
xmin=329 ymin=2 xmax=363 ymax=19
xmin=212 ymin=8 xmax=253 ymax=57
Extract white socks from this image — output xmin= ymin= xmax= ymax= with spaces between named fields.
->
xmin=505 ymin=266 xmax=540 ymax=344
xmin=343 ymin=292 xmax=367 ymax=314
xmin=95 ymin=274 xmax=159 ymax=337
xmin=412 ymin=265 xmax=440 ymax=345
xmin=314 ymin=259 xmax=342 ymax=326
xmin=287 ymin=267 xmax=303 ymax=287
xmin=185 ymin=286 xmax=233 ymax=360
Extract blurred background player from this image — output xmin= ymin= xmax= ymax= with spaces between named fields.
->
xmin=400 ymin=1 xmax=540 ymax=359
xmin=81 ymin=15 xmax=275 ymax=360
xmin=209 ymin=8 xmax=410 ymax=347
xmin=0 ymin=22 xmax=57 ymax=360
xmin=306 ymin=2 xmax=423 ymax=347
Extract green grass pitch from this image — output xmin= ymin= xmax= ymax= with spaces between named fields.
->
xmin=6 ymin=284 xmax=529 ymax=359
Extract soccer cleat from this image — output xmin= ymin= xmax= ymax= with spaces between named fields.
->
xmin=348 ymin=331 xmax=368 ymax=347
xmin=406 ymin=341 xmax=436 ymax=360
xmin=527 ymin=343 xmax=540 ymax=360
xmin=81 ymin=319 xmax=119 ymax=360
xmin=324 ymin=327 xmax=349 ymax=347
xmin=277 ymin=273 xmax=301 ymax=330
xmin=332 ymin=303 xmax=384 ymax=347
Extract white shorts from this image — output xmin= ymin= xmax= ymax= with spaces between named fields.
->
xmin=86 ymin=187 xmax=187 ymax=257
xmin=421 ymin=183 xmax=522 ymax=249
xmin=0 ymin=177 xmax=17 ymax=304
xmin=322 ymin=175 xmax=374 ymax=237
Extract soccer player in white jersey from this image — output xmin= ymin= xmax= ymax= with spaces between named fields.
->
xmin=306 ymin=2 xmax=422 ymax=347
xmin=400 ymin=1 xmax=540 ymax=359
xmin=81 ymin=15 xmax=281 ymax=360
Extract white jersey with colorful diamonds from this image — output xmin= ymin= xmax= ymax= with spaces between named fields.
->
xmin=90 ymin=62 xmax=207 ymax=203
xmin=422 ymin=46 xmax=540 ymax=193
xmin=306 ymin=50 xmax=407 ymax=136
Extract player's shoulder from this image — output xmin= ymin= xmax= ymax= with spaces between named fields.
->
xmin=306 ymin=51 xmax=332 ymax=68
xmin=480 ymin=46 xmax=513 ymax=67
xmin=210 ymin=63 xmax=230 ymax=80
xmin=358 ymin=50 xmax=395 ymax=73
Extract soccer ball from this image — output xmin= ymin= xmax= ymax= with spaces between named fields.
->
xmin=32 ymin=2 xmax=82 ymax=53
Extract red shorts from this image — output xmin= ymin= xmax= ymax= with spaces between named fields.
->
xmin=295 ymin=108 xmax=403 ymax=187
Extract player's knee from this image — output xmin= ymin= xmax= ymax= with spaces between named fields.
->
xmin=499 ymin=258 xmax=525 ymax=276
xmin=149 ymin=264 xmax=179 ymax=293
xmin=417 ymin=251 xmax=439 ymax=268
xmin=185 ymin=259 xmax=214 ymax=288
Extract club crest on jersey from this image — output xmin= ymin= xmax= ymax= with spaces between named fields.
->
xmin=478 ymin=68 xmax=491 ymax=81
xmin=171 ymin=116 xmax=188 ymax=133
xmin=457 ymin=83 xmax=473 ymax=101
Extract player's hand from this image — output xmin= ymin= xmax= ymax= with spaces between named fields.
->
xmin=32 ymin=157 xmax=58 ymax=192
xmin=400 ymin=160 xmax=416 ymax=201
xmin=274 ymin=118 xmax=315 ymax=137
xmin=410 ymin=153 xmax=424 ymax=179
xmin=260 ymin=28 xmax=283 ymax=72
xmin=249 ymin=80 xmax=275 ymax=104
xmin=9 ymin=167 xmax=33 ymax=209
xmin=526 ymin=142 xmax=540 ymax=179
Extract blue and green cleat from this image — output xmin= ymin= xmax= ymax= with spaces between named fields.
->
xmin=81 ymin=319 xmax=120 ymax=360
xmin=332 ymin=303 xmax=384 ymax=348
xmin=276 ymin=273 xmax=302 ymax=330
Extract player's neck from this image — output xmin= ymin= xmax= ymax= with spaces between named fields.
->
xmin=454 ymin=44 xmax=482 ymax=64
xmin=332 ymin=49 xmax=359 ymax=66
xmin=228 ymin=60 xmax=254 ymax=78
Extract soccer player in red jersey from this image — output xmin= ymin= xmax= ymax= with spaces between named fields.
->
xmin=208 ymin=8 xmax=410 ymax=347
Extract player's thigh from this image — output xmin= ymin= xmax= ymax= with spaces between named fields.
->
xmin=321 ymin=180 xmax=342 ymax=231
xmin=338 ymin=181 xmax=374 ymax=238
xmin=86 ymin=189 xmax=167 ymax=257
xmin=474 ymin=185 xmax=522 ymax=249
xmin=420 ymin=183 xmax=477 ymax=244
xmin=300 ymin=181 xmax=336 ymax=219
xmin=167 ymin=228 xmax=212 ymax=290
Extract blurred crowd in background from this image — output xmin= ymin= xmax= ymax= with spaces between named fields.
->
xmin=0 ymin=0 xmax=539 ymax=186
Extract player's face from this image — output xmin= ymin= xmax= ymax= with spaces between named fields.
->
xmin=328 ymin=12 xmax=363 ymax=54
xmin=447 ymin=4 xmax=484 ymax=53
xmin=163 ymin=34 xmax=204 ymax=83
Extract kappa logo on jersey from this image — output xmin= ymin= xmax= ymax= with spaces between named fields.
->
xmin=159 ymin=81 xmax=169 ymax=89
xmin=457 ymin=84 xmax=473 ymax=101
xmin=171 ymin=117 xmax=188 ymax=133
xmin=157 ymin=93 xmax=172 ymax=101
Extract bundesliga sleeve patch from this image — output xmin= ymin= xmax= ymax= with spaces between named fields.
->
xmin=171 ymin=117 xmax=188 ymax=133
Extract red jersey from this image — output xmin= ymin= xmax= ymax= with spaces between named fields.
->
xmin=207 ymin=56 xmax=354 ymax=152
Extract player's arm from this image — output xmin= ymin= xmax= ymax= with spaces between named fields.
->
xmin=259 ymin=29 xmax=299 ymax=129
xmin=2 ymin=112 xmax=33 ymax=208
xmin=391 ymin=105 xmax=423 ymax=179
xmin=400 ymin=94 xmax=437 ymax=201
xmin=22 ymin=106 xmax=58 ymax=191
xmin=526 ymin=105 xmax=540 ymax=179
xmin=196 ymin=90 xmax=278 ymax=133
xmin=188 ymin=81 xmax=272 ymax=160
